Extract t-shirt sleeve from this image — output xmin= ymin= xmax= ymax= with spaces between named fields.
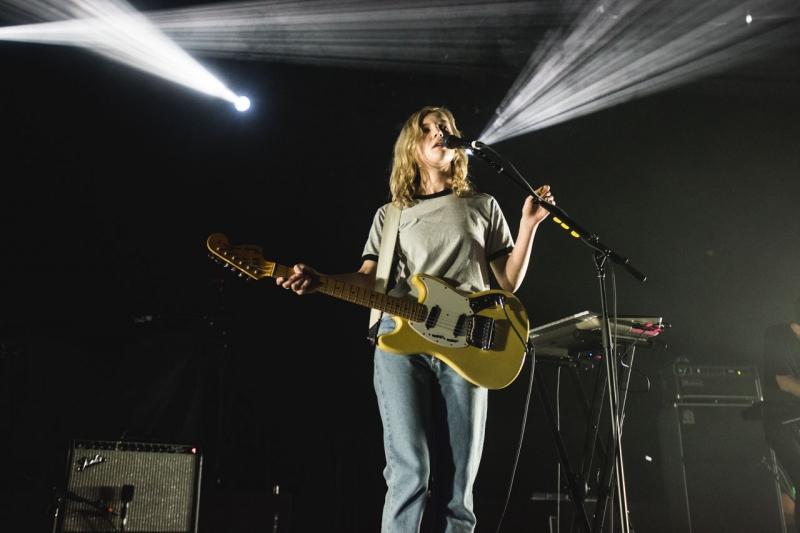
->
xmin=361 ymin=203 xmax=388 ymax=262
xmin=485 ymin=196 xmax=514 ymax=263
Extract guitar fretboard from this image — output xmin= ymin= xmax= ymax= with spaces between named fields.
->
xmin=271 ymin=264 xmax=425 ymax=321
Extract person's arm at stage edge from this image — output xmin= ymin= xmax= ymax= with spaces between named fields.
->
xmin=775 ymin=375 xmax=800 ymax=398
xmin=767 ymin=322 xmax=800 ymax=398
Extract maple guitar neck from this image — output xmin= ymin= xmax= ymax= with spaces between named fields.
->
xmin=274 ymin=264 xmax=423 ymax=322
xmin=206 ymin=232 xmax=422 ymax=321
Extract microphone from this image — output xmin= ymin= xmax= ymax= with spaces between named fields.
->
xmin=120 ymin=484 xmax=135 ymax=531
xmin=442 ymin=135 xmax=485 ymax=150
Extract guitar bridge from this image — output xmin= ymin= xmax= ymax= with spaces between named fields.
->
xmin=467 ymin=315 xmax=495 ymax=350
xmin=470 ymin=293 xmax=506 ymax=313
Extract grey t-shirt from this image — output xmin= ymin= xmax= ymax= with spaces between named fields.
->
xmin=362 ymin=189 xmax=514 ymax=301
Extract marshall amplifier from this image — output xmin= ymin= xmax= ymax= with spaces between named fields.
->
xmin=662 ymin=364 xmax=763 ymax=403
xmin=57 ymin=440 xmax=202 ymax=533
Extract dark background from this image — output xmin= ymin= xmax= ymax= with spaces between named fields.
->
xmin=2 ymin=1 xmax=800 ymax=532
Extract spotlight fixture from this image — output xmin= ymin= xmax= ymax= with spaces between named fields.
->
xmin=234 ymin=96 xmax=250 ymax=111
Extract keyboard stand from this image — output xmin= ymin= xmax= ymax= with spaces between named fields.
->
xmin=530 ymin=313 xmax=666 ymax=532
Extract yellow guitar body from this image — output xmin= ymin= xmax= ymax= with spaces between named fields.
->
xmin=376 ymin=274 xmax=530 ymax=389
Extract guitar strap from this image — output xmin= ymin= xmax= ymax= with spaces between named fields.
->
xmin=367 ymin=202 xmax=401 ymax=343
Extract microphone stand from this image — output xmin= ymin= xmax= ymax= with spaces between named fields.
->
xmin=51 ymin=486 xmax=117 ymax=532
xmin=469 ymin=142 xmax=647 ymax=533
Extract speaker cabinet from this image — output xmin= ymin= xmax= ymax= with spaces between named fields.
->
xmin=659 ymin=402 xmax=785 ymax=533
xmin=57 ymin=440 xmax=202 ymax=533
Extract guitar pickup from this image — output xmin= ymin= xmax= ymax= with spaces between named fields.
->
xmin=425 ymin=305 xmax=441 ymax=329
xmin=466 ymin=315 xmax=495 ymax=350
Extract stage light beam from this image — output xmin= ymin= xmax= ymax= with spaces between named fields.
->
xmin=0 ymin=0 xmax=248 ymax=108
xmin=479 ymin=0 xmax=800 ymax=145
xmin=1 ymin=0 xmax=798 ymax=128
xmin=0 ymin=0 xmax=555 ymax=80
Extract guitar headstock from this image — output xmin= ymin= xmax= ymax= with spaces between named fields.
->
xmin=206 ymin=233 xmax=275 ymax=280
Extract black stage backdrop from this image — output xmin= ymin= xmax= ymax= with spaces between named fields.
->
xmin=2 ymin=13 xmax=800 ymax=533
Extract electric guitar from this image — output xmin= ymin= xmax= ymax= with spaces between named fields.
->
xmin=207 ymin=233 xmax=530 ymax=389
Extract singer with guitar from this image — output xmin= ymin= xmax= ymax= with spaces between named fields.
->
xmin=276 ymin=106 xmax=555 ymax=533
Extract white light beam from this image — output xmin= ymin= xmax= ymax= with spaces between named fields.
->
xmin=480 ymin=0 xmax=800 ymax=144
xmin=0 ymin=0 xmax=247 ymax=106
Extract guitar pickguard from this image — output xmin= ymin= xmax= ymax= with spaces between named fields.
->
xmin=409 ymin=275 xmax=490 ymax=349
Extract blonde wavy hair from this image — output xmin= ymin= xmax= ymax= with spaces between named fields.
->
xmin=389 ymin=106 xmax=473 ymax=208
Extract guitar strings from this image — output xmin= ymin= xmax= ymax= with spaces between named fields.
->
xmin=237 ymin=261 xmax=522 ymax=337
xmin=218 ymin=251 xmax=525 ymax=341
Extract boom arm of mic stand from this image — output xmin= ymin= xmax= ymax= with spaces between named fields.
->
xmin=471 ymin=144 xmax=647 ymax=282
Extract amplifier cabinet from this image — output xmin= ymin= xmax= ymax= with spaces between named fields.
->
xmin=57 ymin=440 xmax=202 ymax=533
xmin=658 ymin=402 xmax=785 ymax=533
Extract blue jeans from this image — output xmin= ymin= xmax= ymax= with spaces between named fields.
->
xmin=373 ymin=315 xmax=488 ymax=533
